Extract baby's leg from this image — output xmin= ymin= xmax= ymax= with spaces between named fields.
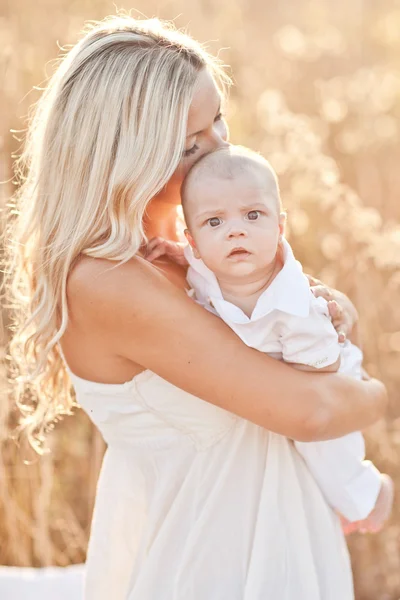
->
xmin=352 ymin=474 xmax=394 ymax=534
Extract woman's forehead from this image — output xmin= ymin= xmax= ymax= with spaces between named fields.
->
xmin=186 ymin=70 xmax=221 ymax=138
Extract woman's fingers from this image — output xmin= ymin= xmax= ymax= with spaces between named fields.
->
xmin=308 ymin=279 xmax=348 ymax=341
xmin=305 ymin=274 xmax=322 ymax=288
xmin=327 ymin=300 xmax=349 ymax=342
xmin=311 ymin=284 xmax=333 ymax=301
xmin=311 ymin=283 xmax=349 ymax=342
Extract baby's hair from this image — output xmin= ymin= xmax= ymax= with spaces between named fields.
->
xmin=181 ymin=145 xmax=282 ymax=227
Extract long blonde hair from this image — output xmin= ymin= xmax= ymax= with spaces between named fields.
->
xmin=4 ymin=14 xmax=230 ymax=451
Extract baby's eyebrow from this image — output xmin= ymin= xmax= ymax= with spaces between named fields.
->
xmin=241 ymin=202 xmax=270 ymax=211
xmin=195 ymin=208 xmax=225 ymax=221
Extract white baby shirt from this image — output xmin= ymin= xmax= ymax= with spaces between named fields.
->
xmin=184 ymin=239 xmax=381 ymax=521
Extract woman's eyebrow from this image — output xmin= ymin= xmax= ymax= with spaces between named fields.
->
xmin=186 ymin=102 xmax=222 ymax=138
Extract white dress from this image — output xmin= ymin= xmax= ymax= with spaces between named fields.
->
xmin=67 ymin=367 xmax=354 ymax=600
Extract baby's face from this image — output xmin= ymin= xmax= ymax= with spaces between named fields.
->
xmin=185 ymin=170 xmax=284 ymax=282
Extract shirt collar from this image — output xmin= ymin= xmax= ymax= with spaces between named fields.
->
xmin=184 ymin=238 xmax=312 ymax=323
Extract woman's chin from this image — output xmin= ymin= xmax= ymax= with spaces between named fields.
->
xmin=152 ymin=182 xmax=183 ymax=206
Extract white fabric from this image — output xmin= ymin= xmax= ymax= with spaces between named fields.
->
xmin=66 ymin=367 xmax=354 ymax=600
xmin=0 ymin=565 xmax=84 ymax=600
xmin=185 ymin=239 xmax=381 ymax=521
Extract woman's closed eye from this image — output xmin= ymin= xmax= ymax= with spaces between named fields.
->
xmin=183 ymin=112 xmax=225 ymax=157
xmin=183 ymin=143 xmax=199 ymax=157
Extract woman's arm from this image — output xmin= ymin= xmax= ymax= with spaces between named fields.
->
xmin=146 ymin=238 xmax=361 ymax=347
xmin=70 ymin=256 xmax=387 ymax=443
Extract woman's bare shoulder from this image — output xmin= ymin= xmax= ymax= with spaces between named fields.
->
xmin=67 ymin=253 xmax=187 ymax=325
xmin=69 ymin=253 xmax=157 ymax=289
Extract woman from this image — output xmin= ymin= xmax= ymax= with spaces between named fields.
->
xmin=7 ymin=15 xmax=386 ymax=599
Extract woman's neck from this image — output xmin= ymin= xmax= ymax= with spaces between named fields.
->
xmin=143 ymin=184 xmax=181 ymax=242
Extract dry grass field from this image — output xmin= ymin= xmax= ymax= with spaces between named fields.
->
xmin=1 ymin=1 xmax=400 ymax=598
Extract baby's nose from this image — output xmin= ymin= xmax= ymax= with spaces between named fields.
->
xmin=227 ymin=224 xmax=248 ymax=238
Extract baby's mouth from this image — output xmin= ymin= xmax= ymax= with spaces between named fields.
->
xmin=227 ymin=247 xmax=251 ymax=259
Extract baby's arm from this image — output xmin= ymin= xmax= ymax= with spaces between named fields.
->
xmin=280 ymin=294 xmax=342 ymax=372
xmin=283 ymin=294 xmax=343 ymax=372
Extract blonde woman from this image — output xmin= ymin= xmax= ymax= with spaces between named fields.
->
xmin=7 ymin=15 xmax=386 ymax=600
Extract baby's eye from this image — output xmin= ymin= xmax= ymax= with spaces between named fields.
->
xmin=207 ymin=217 xmax=222 ymax=227
xmin=246 ymin=210 xmax=261 ymax=221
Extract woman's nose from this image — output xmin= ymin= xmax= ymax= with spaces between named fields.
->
xmin=215 ymin=138 xmax=230 ymax=150
xmin=210 ymin=134 xmax=229 ymax=152
xmin=209 ymin=121 xmax=230 ymax=150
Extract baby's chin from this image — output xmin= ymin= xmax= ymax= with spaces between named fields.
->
xmin=215 ymin=259 xmax=261 ymax=279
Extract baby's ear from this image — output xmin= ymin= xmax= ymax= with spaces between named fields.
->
xmin=278 ymin=212 xmax=287 ymax=238
xmin=184 ymin=229 xmax=201 ymax=259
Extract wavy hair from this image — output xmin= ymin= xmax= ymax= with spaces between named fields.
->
xmin=4 ymin=14 xmax=230 ymax=451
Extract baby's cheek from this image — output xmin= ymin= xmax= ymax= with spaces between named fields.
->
xmin=255 ymin=234 xmax=273 ymax=252
xmin=193 ymin=235 xmax=213 ymax=262
xmin=202 ymin=250 xmax=221 ymax=273
xmin=258 ymin=237 xmax=279 ymax=263
xmin=200 ymin=242 xmax=222 ymax=272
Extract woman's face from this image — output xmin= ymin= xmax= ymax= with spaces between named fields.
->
xmin=173 ymin=69 xmax=230 ymax=184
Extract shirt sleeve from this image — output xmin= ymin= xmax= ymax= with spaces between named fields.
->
xmin=295 ymin=433 xmax=382 ymax=521
xmin=279 ymin=296 xmax=340 ymax=368
xmin=338 ymin=340 xmax=363 ymax=380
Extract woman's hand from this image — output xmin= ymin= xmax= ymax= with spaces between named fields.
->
xmin=306 ymin=274 xmax=358 ymax=345
xmin=144 ymin=237 xmax=188 ymax=266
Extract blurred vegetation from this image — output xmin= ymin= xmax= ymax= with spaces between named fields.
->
xmin=1 ymin=0 xmax=400 ymax=597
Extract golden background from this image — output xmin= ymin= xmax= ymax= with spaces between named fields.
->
xmin=1 ymin=1 xmax=400 ymax=597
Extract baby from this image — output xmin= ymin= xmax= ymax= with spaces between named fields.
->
xmin=149 ymin=145 xmax=393 ymax=533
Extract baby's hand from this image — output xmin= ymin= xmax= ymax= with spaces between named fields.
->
xmin=144 ymin=237 xmax=188 ymax=266
xmin=340 ymin=474 xmax=394 ymax=536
